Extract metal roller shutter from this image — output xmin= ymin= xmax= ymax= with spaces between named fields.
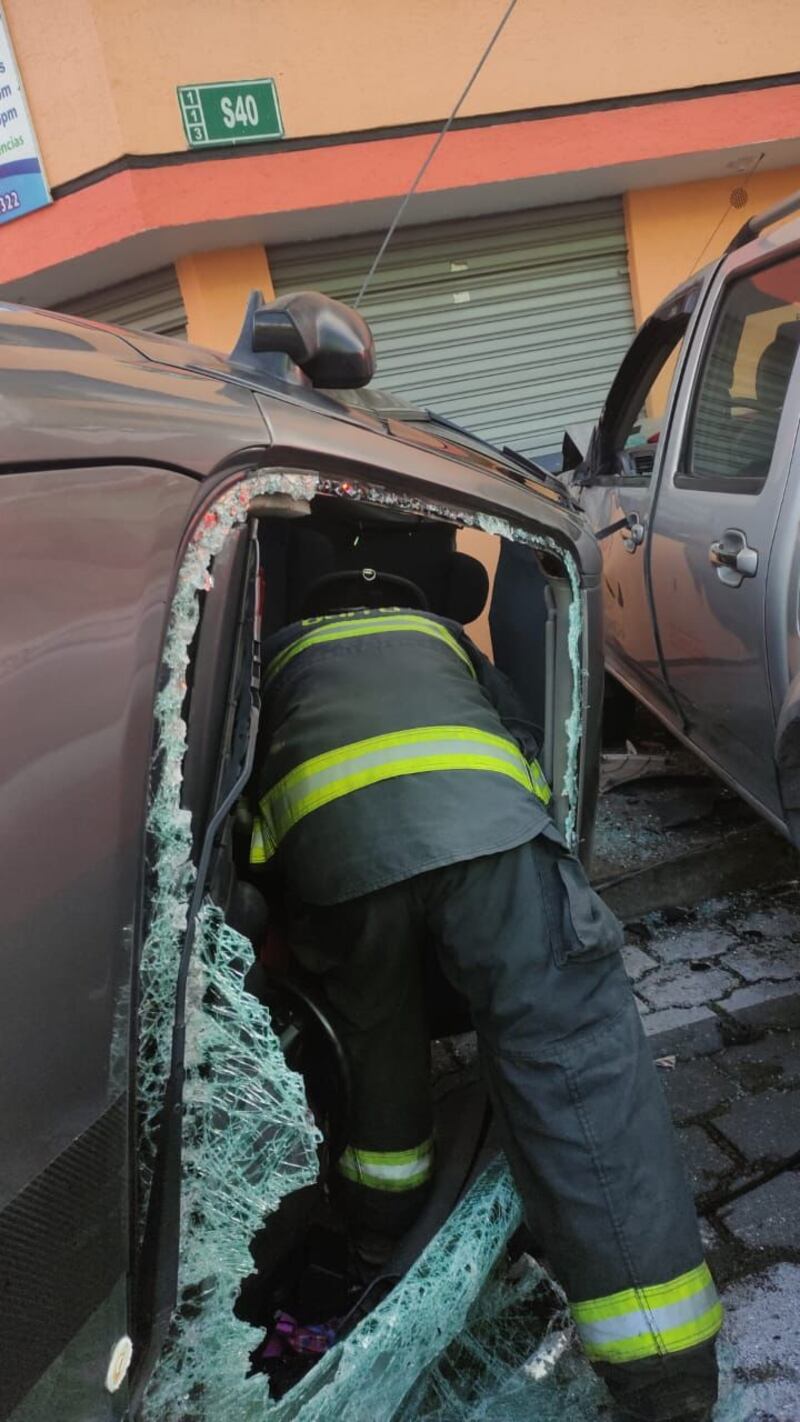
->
xmin=269 ymin=199 xmax=635 ymax=459
xmin=58 ymin=266 xmax=187 ymax=338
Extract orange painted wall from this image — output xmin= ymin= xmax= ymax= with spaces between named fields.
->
xmin=625 ymin=168 xmax=800 ymax=415
xmin=625 ymin=167 xmax=800 ymax=325
xmin=176 ymin=246 xmax=275 ymax=348
xmin=4 ymin=0 xmax=800 ymax=188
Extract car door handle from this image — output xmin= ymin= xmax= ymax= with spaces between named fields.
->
xmin=709 ymin=529 xmax=758 ymax=586
xmin=621 ymin=516 xmax=645 ymax=553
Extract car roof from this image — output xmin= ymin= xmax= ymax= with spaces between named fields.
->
xmin=0 ymin=301 xmax=598 ymax=573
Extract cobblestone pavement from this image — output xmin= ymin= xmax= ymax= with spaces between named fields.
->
xmin=630 ymin=884 xmax=800 ymax=1421
xmin=432 ymin=785 xmax=800 ymax=1419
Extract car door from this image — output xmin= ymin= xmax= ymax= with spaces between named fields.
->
xmin=0 ymin=464 xmax=196 ymax=1422
xmin=649 ymin=245 xmax=800 ymax=825
xmin=574 ymin=286 xmax=699 ymax=714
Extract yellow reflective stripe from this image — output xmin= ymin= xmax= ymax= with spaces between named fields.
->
xmin=266 ymin=725 xmax=525 ymax=801
xmin=249 ymin=813 xmax=277 ymax=866
xmin=265 ymin=612 xmax=475 ymax=686
xmin=572 ymin=1262 xmax=713 ymax=1324
xmin=260 ymin=726 xmax=535 ymax=848
xmin=572 ymin=1261 xmax=723 ymax=1365
xmin=337 ymin=1139 xmax=434 ymax=1193
xmin=529 ymin=758 xmax=552 ymax=806
xmin=270 ymin=754 xmax=531 ymax=843
xmin=250 ymin=817 xmax=266 ymax=864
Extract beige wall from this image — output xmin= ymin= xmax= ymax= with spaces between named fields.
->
xmin=6 ymin=0 xmax=800 ymax=187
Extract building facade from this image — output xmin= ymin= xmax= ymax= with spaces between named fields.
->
xmin=2 ymin=0 xmax=800 ymax=458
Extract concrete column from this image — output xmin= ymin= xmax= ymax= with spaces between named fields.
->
xmin=175 ymin=245 xmax=275 ymax=350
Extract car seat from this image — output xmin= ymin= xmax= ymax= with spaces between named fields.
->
xmin=737 ymin=319 xmax=800 ymax=477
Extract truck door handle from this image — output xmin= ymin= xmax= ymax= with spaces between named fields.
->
xmin=709 ymin=529 xmax=758 ymax=586
xmin=621 ymin=516 xmax=645 ymax=553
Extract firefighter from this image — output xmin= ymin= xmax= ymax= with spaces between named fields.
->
xmin=250 ymin=566 xmax=721 ymax=1422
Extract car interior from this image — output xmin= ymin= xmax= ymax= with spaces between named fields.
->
xmin=171 ymin=485 xmax=578 ymax=1393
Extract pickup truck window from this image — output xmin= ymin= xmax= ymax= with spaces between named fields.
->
xmin=592 ymin=301 xmax=695 ymax=482
xmin=683 ymin=253 xmax=800 ymax=494
xmin=618 ymin=316 xmax=691 ymax=479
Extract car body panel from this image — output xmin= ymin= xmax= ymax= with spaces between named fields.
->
xmin=0 ymin=463 xmax=197 ymax=1420
xmin=648 ymin=243 xmax=800 ymax=823
xmin=575 ymin=210 xmax=800 ymax=839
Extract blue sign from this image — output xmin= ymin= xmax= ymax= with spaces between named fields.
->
xmin=0 ymin=6 xmax=50 ymax=225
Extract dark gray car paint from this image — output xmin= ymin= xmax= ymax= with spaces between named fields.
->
xmin=0 ymin=301 xmax=603 ymax=1419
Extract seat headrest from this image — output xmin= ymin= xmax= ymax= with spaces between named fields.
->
xmin=443 ymin=551 xmax=490 ymax=626
xmin=755 ymin=320 xmax=800 ymax=406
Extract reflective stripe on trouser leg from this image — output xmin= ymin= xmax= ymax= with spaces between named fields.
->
xmin=337 ymin=1139 xmax=434 ymax=1193
xmin=571 ymin=1261 xmax=723 ymax=1364
xmin=249 ymin=725 xmax=552 ymax=864
xmin=421 ymin=840 xmax=716 ymax=1393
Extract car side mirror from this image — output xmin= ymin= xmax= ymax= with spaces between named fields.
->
xmin=232 ymin=290 xmax=376 ymax=389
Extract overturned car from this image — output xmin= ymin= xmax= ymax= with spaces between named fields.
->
xmin=0 ymin=292 xmax=604 ymax=1420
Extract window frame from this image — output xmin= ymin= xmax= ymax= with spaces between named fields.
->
xmin=675 ymin=251 xmax=800 ymax=496
xmin=585 ymin=283 xmax=700 ymax=487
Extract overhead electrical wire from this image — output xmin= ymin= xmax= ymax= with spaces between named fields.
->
xmin=689 ymin=150 xmax=765 ymax=274
xmin=354 ymin=0 xmax=519 ymax=309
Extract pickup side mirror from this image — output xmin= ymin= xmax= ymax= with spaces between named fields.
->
xmin=565 ymin=424 xmax=606 ymax=487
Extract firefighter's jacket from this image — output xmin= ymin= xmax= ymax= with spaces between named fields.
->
xmin=250 ymin=606 xmax=552 ymax=904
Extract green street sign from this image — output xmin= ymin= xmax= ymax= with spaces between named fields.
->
xmin=178 ymin=80 xmax=284 ymax=149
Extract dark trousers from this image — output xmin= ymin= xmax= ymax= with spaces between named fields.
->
xmin=288 ymin=832 xmax=719 ymax=1419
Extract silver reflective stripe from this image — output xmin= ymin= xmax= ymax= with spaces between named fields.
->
xmin=268 ymin=734 xmax=525 ymax=824
xmin=338 ymin=1140 xmax=435 ymax=1193
xmin=576 ymin=1279 xmax=721 ymax=1349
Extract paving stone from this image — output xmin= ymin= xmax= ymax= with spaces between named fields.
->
xmin=621 ymin=944 xmax=657 ymax=981
xmin=721 ymin=979 xmax=800 ymax=1013
xmin=676 ymin=1125 xmax=735 ymax=1194
xmin=721 ymin=1171 xmax=800 ymax=1250
xmin=660 ymin=1057 xmax=739 ymax=1123
xmin=638 ymin=964 xmax=736 ymax=1010
xmin=647 ymin=1012 xmax=726 ymax=1059
xmin=730 ymin=990 xmax=800 ymax=1034
xmin=714 ymin=1088 xmax=800 ymax=1164
xmin=732 ymin=905 xmax=800 ymax=943
xmin=725 ymin=944 xmax=800 ymax=983
xmin=641 ymin=1005 xmax=716 ymax=1037
xmin=719 ymin=1032 xmax=800 ymax=1094
xmin=720 ymin=1263 xmax=800 ymax=1418
xmin=650 ymin=927 xmax=738 ymax=964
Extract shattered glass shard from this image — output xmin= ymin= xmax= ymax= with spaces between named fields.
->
xmin=141 ymin=904 xmax=321 ymax=1419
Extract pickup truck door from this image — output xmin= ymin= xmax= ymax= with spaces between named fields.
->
xmin=649 ymin=245 xmax=800 ymax=824
xmin=574 ymin=288 xmax=698 ymax=714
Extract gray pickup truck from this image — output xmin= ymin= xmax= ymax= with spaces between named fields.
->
xmin=569 ymin=189 xmax=800 ymax=847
